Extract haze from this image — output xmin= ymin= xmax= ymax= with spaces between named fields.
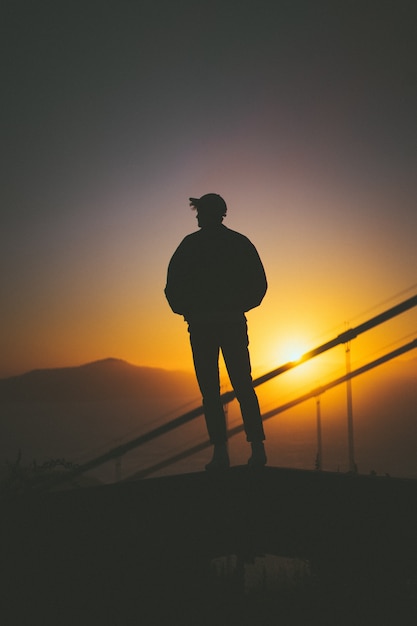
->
xmin=1 ymin=2 xmax=416 ymax=471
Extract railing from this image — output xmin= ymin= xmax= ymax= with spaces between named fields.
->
xmin=126 ymin=338 xmax=417 ymax=479
xmin=36 ymin=294 xmax=417 ymax=490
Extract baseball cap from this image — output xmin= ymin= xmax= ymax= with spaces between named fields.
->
xmin=189 ymin=193 xmax=227 ymax=216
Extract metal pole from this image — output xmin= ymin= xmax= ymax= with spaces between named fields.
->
xmin=345 ymin=340 xmax=356 ymax=473
xmin=315 ymin=396 xmax=323 ymax=470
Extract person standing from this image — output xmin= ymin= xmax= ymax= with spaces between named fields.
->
xmin=165 ymin=193 xmax=267 ymax=470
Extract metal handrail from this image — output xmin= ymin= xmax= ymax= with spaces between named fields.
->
xmin=35 ymin=294 xmax=417 ymax=489
xmin=126 ymin=337 xmax=417 ymax=479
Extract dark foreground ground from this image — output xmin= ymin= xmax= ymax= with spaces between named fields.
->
xmin=2 ymin=466 xmax=417 ymax=625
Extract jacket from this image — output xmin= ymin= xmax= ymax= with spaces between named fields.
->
xmin=165 ymin=224 xmax=267 ymax=322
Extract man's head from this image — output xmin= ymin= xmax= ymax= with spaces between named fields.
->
xmin=189 ymin=193 xmax=227 ymax=228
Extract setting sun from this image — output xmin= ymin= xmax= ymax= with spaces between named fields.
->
xmin=267 ymin=326 xmax=321 ymax=370
xmin=279 ymin=338 xmax=310 ymax=364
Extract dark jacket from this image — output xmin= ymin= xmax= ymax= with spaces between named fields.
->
xmin=165 ymin=225 xmax=267 ymax=322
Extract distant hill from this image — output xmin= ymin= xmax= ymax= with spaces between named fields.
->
xmin=0 ymin=358 xmax=203 ymax=479
xmin=0 ymin=358 xmax=198 ymax=403
xmin=1 ymin=357 xmax=416 ymax=481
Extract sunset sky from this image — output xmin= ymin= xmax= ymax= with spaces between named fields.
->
xmin=2 ymin=0 xmax=417 ymax=389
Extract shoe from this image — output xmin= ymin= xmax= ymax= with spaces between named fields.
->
xmin=248 ymin=442 xmax=267 ymax=468
xmin=205 ymin=443 xmax=230 ymax=472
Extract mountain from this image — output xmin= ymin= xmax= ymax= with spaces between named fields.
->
xmin=0 ymin=358 xmax=203 ymax=480
xmin=0 ymin=357 xmax=197 ymax=403
xmin=1 ymin=357 xmax=417 ymax=482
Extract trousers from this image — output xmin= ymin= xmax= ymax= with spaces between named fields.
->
xmin=188 ymin=316 xmax=265 ymax=444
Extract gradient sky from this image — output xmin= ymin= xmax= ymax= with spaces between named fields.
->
xmin=2 ymin=0 xmax=417 ymax=384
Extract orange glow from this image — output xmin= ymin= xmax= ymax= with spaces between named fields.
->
xmin=276 ymin=335 xmax=311 ymax=364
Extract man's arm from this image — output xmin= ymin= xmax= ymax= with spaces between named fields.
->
xmin=164 ymin=241 xmax=191 ymax=315
xmin=241 ymin=242 xmax=267 ymax=311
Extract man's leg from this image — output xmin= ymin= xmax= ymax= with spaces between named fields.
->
xmin=221 ymin=319 xmax=266 ymax=466
xmin=188 ymin=323 xmax=227 ymax=445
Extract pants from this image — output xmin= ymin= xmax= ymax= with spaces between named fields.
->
xmin=188 ymin=316 xmax=265 ymax=444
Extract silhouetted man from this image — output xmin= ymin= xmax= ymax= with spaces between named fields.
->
xmin=165 ymin=194 xmax=267 ymax=470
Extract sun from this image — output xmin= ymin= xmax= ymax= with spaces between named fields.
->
xmin=279 ymin=338 xmax=309 ymax=364
xmin=258 ymin=327 xmax=333 ymax=393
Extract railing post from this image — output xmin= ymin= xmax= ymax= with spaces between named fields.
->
xmin=315 ymin=396 xmax=323 ymax=471
xmin=345 ymin=339 xmax=356 ymax=473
